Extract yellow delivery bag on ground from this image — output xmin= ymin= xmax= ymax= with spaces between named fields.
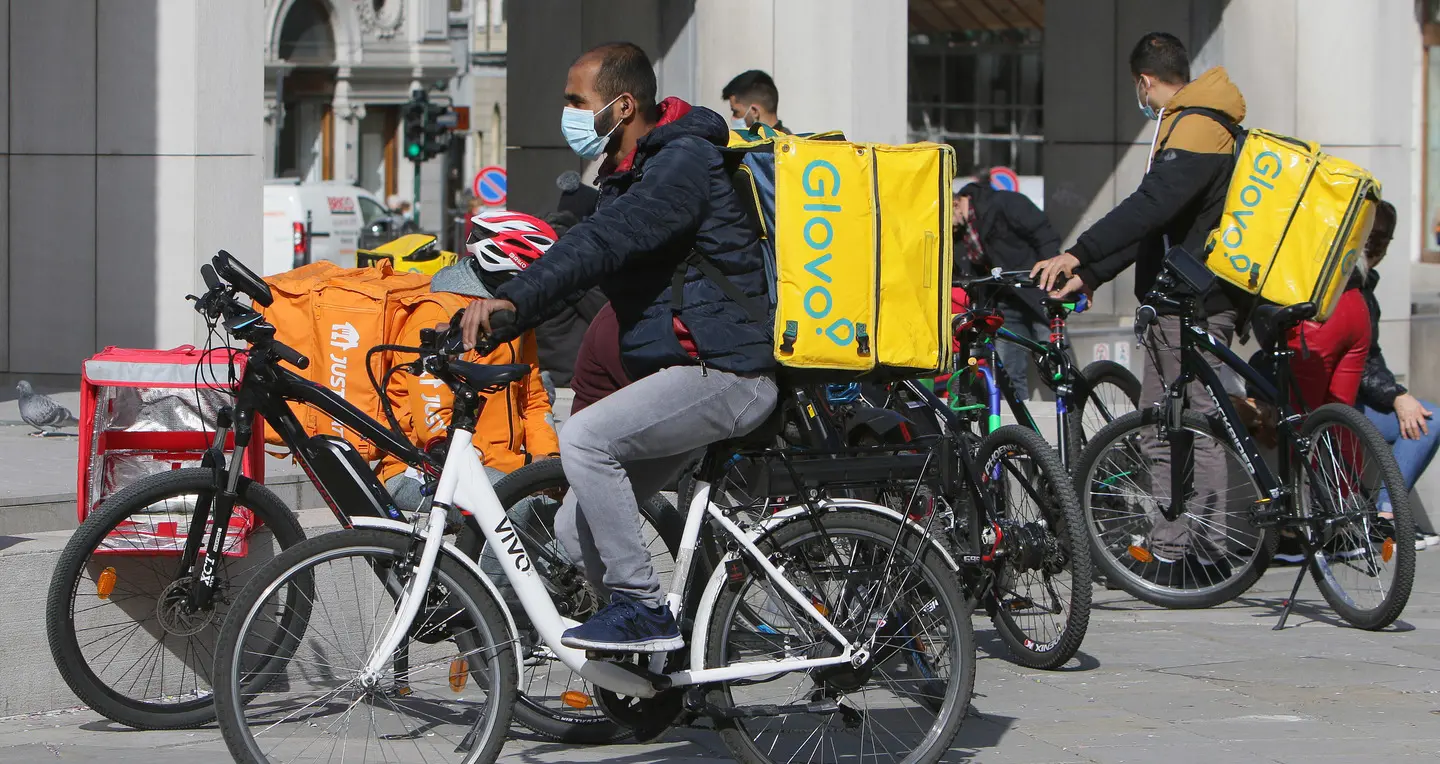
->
xmin=771 ymin=136 xmax=954 ymax=377
xmin=1206 ymin=129 xmax=1380 ymax=320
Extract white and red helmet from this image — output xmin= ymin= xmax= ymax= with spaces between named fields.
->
xmin=465 ymin=211 xmax=556 ymax=274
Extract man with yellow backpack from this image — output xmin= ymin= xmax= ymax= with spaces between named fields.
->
xmin=378 ymin=210 xmax=561 ymax=511
xmin=1033 ymin=32 xmax=1247 ymax=584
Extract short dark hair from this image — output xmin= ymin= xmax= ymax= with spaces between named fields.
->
xmin=585 ymin=42 xmax=657 ymax=116
xmin=1374 ymin=199 xmax=1397 ymax=234
xmin=722 ymin=70 xmax=779 ymax=114
xmin=1129 ymin=32 xmax=1190 ymax=85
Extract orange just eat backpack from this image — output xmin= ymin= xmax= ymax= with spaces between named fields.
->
xmin=259 ymin=260 xmax=430 ymax=459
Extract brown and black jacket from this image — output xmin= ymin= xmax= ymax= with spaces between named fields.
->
xmin=1072 ymin=67 xmax=1247 ymax=316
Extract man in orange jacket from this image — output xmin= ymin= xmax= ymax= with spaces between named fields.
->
xmin=378 ymin=212 xmax=561 ymax=510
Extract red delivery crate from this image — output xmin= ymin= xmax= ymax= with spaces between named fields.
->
xmin=78 ymin=346 xmax=265 ymax=556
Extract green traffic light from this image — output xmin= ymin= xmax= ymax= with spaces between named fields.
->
xmin=406 ymin=143 xmax=422 ymax=158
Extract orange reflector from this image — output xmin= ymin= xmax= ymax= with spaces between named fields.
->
xmin=812 ymin=600 xmax=829 ymax=617
xmin=448 ymin=657 xmax=468 ymax=692
xmin=1382 ymin=537 xmax=1395 ymax=563
xmin=561 ymin=691 xmax=593 ymax=709
xmin=1128 ymin=545 xmax=1154 ymax=563
xmin=96 ymin=567 xmax=118 ymax=600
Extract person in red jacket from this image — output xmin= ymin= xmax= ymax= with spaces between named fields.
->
xmin=1287 ymin=283 xmax=1371 ymax=410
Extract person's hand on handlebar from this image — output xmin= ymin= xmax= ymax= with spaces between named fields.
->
xmin=459 ymin=298 xmax=516 ymax=350
xmin=1030 ymin=252 xmax=1080 ymax=293
xmin=1049 ymin=274 xmax=1088 ymax=300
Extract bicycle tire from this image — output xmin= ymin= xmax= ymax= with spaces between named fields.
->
xmin=703 ymin=509 xmax=975 ymax=764
xmin=45 ymin=467 xmax=304 ymax=730
xmin=1071 ymin=361 xmax=1143 ymax=460
xmin=479 ymin=458 xmax=684 ymax=744
xmin=212 ymin=528 xmax=518 ymax=764
xmin=1302 ymin=403 xmax=1415 ymax=630
xmin=1078 ymin=408 xmax=1277 ymax=609
xmin=978 ymin=425 xmax=1092 ymax=669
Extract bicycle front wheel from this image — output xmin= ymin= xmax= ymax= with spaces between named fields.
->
xmin=45 ymin=467 xmax=304 ymax=730
xmin=1078 ymin=409 xmax=1276 ymax=608
xmin=1070 ymin=360 xmax=1142 ymax=459
xmin=213 ymin=529 xmax=518 ymax=764
xmin=1302 ymin=403 xmax=1415 ymax=630
xmin=703 ymin=509 xmax=975 ymax=764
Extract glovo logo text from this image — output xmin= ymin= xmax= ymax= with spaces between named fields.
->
xmin=1217 ymin=149 xmax=1283 ymax=275
xmin=800 ymin=159 xmax=855 ymax=347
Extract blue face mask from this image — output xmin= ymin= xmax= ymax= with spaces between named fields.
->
xmin=1136 ymin=80 xmax=1158 ymax=121
xmin=561 ymin=95 xmax=622 ymax=160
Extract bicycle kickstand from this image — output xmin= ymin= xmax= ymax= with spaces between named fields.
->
xmin=1273 ymin=563 xmax=1309 ymax=631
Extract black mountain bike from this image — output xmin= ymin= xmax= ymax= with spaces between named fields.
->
xmin=1077 ymin=247 xmax=1414 ymax=629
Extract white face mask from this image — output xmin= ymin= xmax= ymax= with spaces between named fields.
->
xmin=728 ymin=105 xmax=756 ymax=131
xmin=560 ymin=95 xmax=622 ymax=160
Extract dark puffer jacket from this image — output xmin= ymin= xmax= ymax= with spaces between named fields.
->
xmin=497 ymin=102 xmax=773 ymax=379
xmin=1357 ymin=268 xmax=1407 ymax=412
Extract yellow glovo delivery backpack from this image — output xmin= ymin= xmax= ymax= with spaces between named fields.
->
xmin=1189 ymin=108 xmax=1381 ymax=321
xmin=714 ymin=126 xmax=955 ymax=378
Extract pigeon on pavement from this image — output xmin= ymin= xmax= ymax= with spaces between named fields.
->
xmin=16 ymin=380 xmax=79 ymax=436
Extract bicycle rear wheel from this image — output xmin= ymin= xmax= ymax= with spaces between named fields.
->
xmin=1301 ymin=403 xmax=1415 ymax=630
xmin=702 ymin=509 xmax=975 ymax=764
xmin=1078 ymin=409 xmax=1276 ymax=608
xmin=213 ymin=528 xmax=517 ymax=764
xmin=472 ymin=458 xmax=683 ymax=743
xmin=45 ymin=467 xmax=304 ymax=730
xmin=978 ymin=425 xmax=1092 ymax=669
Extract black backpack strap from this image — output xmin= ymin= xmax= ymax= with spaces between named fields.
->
xmin=672 ymin=251 xmax=768 ymax=326
xmin=1157 ymin=106 xmax=1244 ymax=153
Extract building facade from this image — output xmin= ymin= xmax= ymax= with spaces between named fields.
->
xmin=1 ymin=0 xmax=264 ymax=375
xmin=263 ymin=0 xmax=473 ymax=233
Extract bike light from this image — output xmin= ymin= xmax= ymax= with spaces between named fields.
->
xmin=95 ymin=567 xmax=117 ymax=600
xmin=291 ymin=222 xmax=307 ymax=268
xmin=449 ymin=657 xmax=469 ymax=692
xmin=561 ymin=691 xmax=593 ymax=709
xmin=1128 ymin=545 xmax=1154 ymax=563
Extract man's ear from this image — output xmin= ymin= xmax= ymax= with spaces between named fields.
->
xmin=618 ymin=93 xmax=637 ymax=122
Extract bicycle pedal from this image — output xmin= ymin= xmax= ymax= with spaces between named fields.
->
xmin=1249 ymin=503 xmax=1286 ymax=527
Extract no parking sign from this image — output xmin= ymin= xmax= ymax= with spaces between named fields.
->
xmin=989 ymin=166 xmax=1020 ymax=192
xmin=473 ymin=166 xmax=507 ymax=206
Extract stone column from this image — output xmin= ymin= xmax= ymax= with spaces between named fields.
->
xmin=332 ymin=70 xmax=364 ymax=186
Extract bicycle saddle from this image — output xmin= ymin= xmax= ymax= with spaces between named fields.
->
xmin=448 ymin=360 xmax=530 ymax=392
xmin=1250 ymin=302 xmax=1318 ymax=349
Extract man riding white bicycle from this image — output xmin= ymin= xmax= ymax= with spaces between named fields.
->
xmin=461 ymin=41 xmax=777 ymax=653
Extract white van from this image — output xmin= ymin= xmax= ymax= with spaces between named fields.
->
xmin=262 ymin=181 xmax=405 ymax=275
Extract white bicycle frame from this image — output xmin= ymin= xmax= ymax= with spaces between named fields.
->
xmin=354 ymin=428 xmax=951 ymax=699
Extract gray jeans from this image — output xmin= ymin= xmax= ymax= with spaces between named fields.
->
xmin=998 ymin=306 xmax=1047 ymax=402
xmin=1140 ymin=310 xmax=1238 ymax=560
xmin=556 ymin=365 xmax=778 ymax=608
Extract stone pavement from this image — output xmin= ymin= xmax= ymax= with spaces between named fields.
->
xmin=1 ymin=558 xmax=1435 ymax=763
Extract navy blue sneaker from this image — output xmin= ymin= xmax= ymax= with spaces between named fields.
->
xmin=560 ymin=593 xmax=684 ymax=653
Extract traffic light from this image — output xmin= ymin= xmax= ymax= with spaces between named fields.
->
xmin=422 ymin=101 xmax=456 ymax=160
xmin=403 ymin=91 xmax=427 ymax=161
